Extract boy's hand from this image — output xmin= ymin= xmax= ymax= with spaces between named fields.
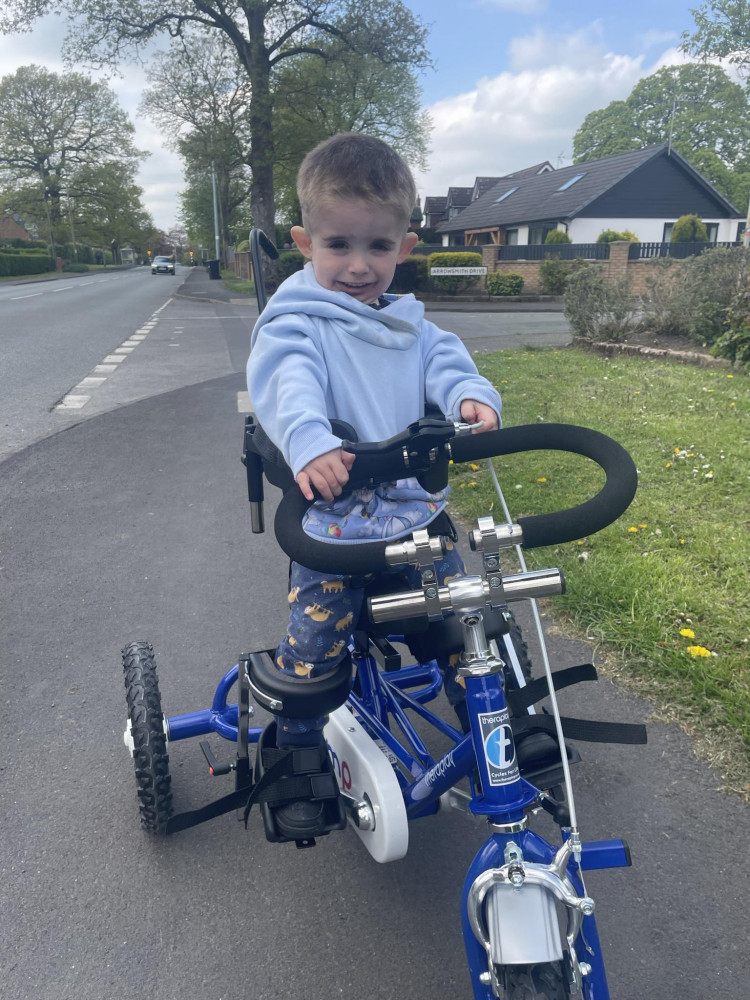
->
xmin=460 ymin=399 xmax=499 ymax=432
xmin=297 ymin=448 xmax=356 ymax=502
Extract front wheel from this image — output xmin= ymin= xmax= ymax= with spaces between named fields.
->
xmin=123 ymin=641 xmax=173 ymax=834
xmin=496 ymin=962 xmax=569 ymax=999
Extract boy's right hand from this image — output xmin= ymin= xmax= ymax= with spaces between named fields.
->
xmin=297 ymin=448 xmax=356 ymax=502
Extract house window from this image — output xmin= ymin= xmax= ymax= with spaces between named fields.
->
xmin=705 ymin=223 xmax=718 ymax=243
xmin=663 ymin=223 xmax=673 ymax=243
xmin=737 ymin=221 xmax=746 ymax=243
xmin=556 ymin=173 xmax=585 ymax=192
xmin=495 ymin=187 xmax=518 ymax=203
xmin=529 ymin=226 xmax=552 ymax=245
xmin=504 ymin=229 xmax=519 ymax=246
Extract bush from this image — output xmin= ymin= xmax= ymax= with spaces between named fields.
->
xmin=62 ymin=262 xmax=89 ymax=272
xmin=390 ymin=254 xmax=429 ymax=293
xmin=486 ymin=271 xmax=524 ymax=296
xmin=539 ymin=257 xmax=572 ymax=294
xmin=639 ymin=257 xmax=690 ymax=339
xmin=426 ymin=251 xmax=483 ymax=294
xmin=711 ymin=276 xmax=750 ymax=366
xmin=544 ymin=229 xmax=571 ymax=244
xmin=277 ymin=250 xmax=306 ymax=280
xmin=563 ymin=263 xmax=639 ymax=342
xmin=671 ymin=213 xmax=708 ymax=242
xmin=596 ymin=228 xmax=640 ymax=243
xmin=683 ymin=246 xmax=750 ymax=344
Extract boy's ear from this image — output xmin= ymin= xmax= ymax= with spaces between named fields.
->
xmin=398 ymin=231 xmax=419 ymax=262
xmin=291 ymin=225 xmax=313 ymax=259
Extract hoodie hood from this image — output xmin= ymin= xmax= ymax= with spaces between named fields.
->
xmin=252 ymin=262 xmax=426 ymax=350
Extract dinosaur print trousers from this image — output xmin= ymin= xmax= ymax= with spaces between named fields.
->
xmin=274 ymin=542 xmax=467 ymax=743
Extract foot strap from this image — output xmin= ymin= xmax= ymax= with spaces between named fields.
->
xmin=243 ymin=746 xmax=339 ymax=828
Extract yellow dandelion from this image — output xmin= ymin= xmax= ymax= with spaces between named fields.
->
xmin=727 ymin=374 xmax=734 ymax=378
xmin=468 ymin=480 xmax=477 ymax=487
xmin=679 ymin=539 xmax=685 ymax=545
xmin=687 ymin=645 xmax=713 ymax=658
xmin=639 ymin=523 xmax=648 ymax=529
xmin=537 ymin=477 xmax=547 ymax=483
xmin=679 ymin=628 xmax=695 ymax=639
xmin=666 ymin=462 xmax=672 ymax=468
xmin=628 ymin=527 xmax=639 ymax=533
xmin=470 ymin=463 xmax=480 ymax=471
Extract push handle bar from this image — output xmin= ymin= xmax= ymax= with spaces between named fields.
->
xmin=273 ymin=422 xmax=637 ymax=575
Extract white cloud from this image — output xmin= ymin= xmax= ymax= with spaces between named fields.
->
xmin=639 ymin=29 xmax=679 ymax=50
xmin=415 ymin=32 xmax=647 ymax=200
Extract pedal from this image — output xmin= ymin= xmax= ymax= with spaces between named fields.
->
xmin=199 ymin=741 xmax=236 ymax=776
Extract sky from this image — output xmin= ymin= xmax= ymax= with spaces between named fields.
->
xmin=0 ymin=0 xmax=708 ymax=232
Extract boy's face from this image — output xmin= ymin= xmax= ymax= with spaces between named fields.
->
xmin=291 ymin=198 xmax=418 ymax=304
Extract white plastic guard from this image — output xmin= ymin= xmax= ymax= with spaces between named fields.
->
xmin=324 ymin=705 xmax=409 ymax=863
xmin=486 ymin=882 xmax=563 ymax=965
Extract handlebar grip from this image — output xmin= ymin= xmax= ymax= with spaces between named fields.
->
xmin=450 ymin=424 xmax=637 ymax=549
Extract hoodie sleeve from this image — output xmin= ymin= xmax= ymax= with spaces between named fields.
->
xmin=420 ymin=320 xmax=502 ymax=424
xmin=247 ymin=317 xmax=342 ymax=476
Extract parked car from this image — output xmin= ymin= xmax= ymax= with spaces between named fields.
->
xmin=152 ymin=255 xmax=176 ymax=275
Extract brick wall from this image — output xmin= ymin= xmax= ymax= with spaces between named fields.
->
xmin=483 ymin=241 xmax=679 ymax=295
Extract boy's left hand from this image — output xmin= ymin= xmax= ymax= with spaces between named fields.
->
xmin=460 ymin=399 xmax=499 ymax=432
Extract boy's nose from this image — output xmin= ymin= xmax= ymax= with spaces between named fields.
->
xmin=347 ymin=252 xmax=368 ymax=274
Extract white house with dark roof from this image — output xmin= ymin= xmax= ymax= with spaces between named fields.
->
xmin=435 ymin=145 xmax=743 ymax=248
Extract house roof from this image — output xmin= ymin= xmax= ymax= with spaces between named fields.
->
xmin=472 ymin=177 xmax=503 ymax=200
xmin=423 ymin=195 xmax=446 ymax=213
xmin=446 ymin=186 xmax=473 ymax=208
xmin=436 ymin=144 xmax=740 ymax=233
xmin=501 ymin=160 xmax=554 ymax=179
xmin=0 ymin=212 xmax=32 ymax=241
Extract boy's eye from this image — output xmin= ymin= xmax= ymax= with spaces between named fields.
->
xmin=372 ymin=243 xmax=393 ymax=252
xmin=325 ymin=240 xmax=348 ymax=250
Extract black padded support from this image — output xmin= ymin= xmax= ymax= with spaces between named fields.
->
xmin=247 ymin=650 xmax=352 ymax=718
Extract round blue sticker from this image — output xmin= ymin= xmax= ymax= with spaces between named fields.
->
xmin=485 ymin=724 xmax=515 ymax=770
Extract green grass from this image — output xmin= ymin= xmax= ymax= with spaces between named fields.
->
xmin=448 ymin=346 xmax=750 ymax=780
xmin=221 ymin=270 xmax=255 ymax=295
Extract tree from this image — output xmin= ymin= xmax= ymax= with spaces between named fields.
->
xmin=574 ymin=63 xmax=750 ymax=167
xmin=0 ymin=65 xmax=144 ymax=241
xmin=0 ymin=1 xmax=430 ymax=250
xmin=682 ymin=1 xmax=750 ymax=71
xmin=272 ymin=43 xmax=431 ymax=220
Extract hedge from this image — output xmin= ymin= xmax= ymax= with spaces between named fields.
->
xmin=426 ymin=251 xmax=483 ymax=294
xmin=390 ymin=254 xmax=429 ymax=293
xmin=0 ymin=250 xmax=56 ymax=277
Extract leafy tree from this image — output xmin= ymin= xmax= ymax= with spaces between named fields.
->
xmin=0 ymin=1 xmax=430 ymax=250
xmin=0 ymin=65 xmax=144 ymax=240
xmin=682 ymin=1 xmax=750 ymax=71
xmin=544 ymin=229 xmax=571 ymax=244
xmin=573 ymin=63 xmax=750 ymax=169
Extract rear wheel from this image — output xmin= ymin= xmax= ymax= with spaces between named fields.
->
xmin=497 ymin=961 xmax=569 ymax=999
xmin=123 ymin=641 xmax=173 ymax=834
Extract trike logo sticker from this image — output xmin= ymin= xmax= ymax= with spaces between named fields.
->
xmin=479 ymin=709 xmax=519 ymax=786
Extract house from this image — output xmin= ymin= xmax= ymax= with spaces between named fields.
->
xmin=424 ymin=162 xmax=554 ymax=231
xmin=435 ymin=144 xmax=743 ymax=247
xmin=0 ymin=212 xmax=32 ymax=242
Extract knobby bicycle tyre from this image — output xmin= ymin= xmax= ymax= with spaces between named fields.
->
xmin=123 ymin=640 xmax=173 ymax=834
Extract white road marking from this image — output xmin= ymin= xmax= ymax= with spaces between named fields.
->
xmin=237 ymin=391 xmax=253 ymax=413
xmin=93 ymin=364 xmax=118 ymax=373
xmin=10 ymin=293 xmax=43 ymax=300
xmin=121 ymin=340 xmax=140 ymax=347
xmin=57 ymin=394 xmax=90 ymax=409
xmin=114 ymin=347 xmax=134 ymax=354
xmin=102 ymin=355 xmax=125 ymax=364
xmin=52 ymin=286 xmax=73 ymax=292
xmin=77 ymin=377 xmax=107 ymax=387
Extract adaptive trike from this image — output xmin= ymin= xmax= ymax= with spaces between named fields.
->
xmin=122 ymin=234 xmax=645 ymax=1000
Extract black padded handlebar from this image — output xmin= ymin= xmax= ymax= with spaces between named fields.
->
xmin=274 ymin=423 xmax=637 ymax=574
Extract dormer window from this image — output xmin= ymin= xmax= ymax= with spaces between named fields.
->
xmin=556 ymin=173 xmax=585 ymax=191
xmin=495 ymin=187 xmax=518 ymax=203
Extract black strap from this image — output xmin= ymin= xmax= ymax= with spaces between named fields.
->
xmin=506 ymin=663 xmax=598 ymax=715
xmin=164 ymin=787 xmax=252 ymax=835
xmin=512 ymin=713 xmax=647 ymax=745
xmin=242 ymin=749 xmax=339 ymax=827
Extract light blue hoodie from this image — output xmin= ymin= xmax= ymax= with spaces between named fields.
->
xmin=247 ymin=263 xmax=502 ymax=541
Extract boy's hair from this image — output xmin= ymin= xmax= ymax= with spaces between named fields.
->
xmin=297 ymin=132 xmax=417 ymax=231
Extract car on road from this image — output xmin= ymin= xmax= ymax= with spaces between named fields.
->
xmin=152 ymin=255 xmax=176 ymax=275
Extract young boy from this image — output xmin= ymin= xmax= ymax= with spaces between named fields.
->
xmin=247 ymin=132 xmax=501 ymax=835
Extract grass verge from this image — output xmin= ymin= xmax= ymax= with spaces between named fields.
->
xmin=221 ymin=270 xmax=255 ymax=296
xmin=448 ymin=346 xmax=750 ymax=795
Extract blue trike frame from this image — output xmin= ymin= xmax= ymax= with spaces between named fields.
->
xmin=165 ymin=625 xmax=630 ymax=1000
